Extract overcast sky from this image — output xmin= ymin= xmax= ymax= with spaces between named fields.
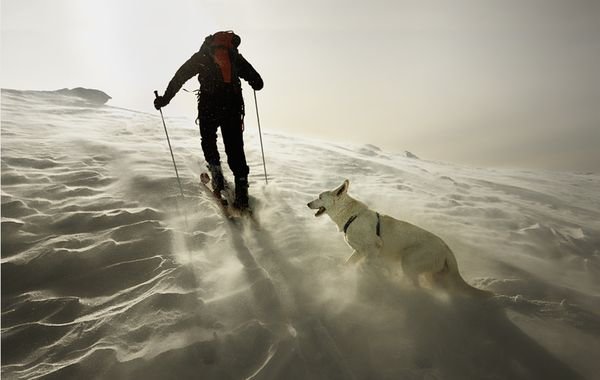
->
xmin=2 ymin=0 xmax=599 ymax=172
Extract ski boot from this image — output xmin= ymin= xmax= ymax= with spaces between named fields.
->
xmin=208 ymin=164 xmax=225 ymax=194
xmin=233 ymin=176 xmax=249 ymax=210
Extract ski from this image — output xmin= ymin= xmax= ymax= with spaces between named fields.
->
xmin=222 ymin=184 xmax=249 ymax=218
xmin=221 ymin=181 xmax=260 ymax=227
xmin=199 ymin=172 xmax=235 ymax=220
xmin=200 ymin=172 xmax=260 ymax=228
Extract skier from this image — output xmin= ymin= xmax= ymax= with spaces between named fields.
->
xmin=154 ymin=31 xmax=263 ymax=210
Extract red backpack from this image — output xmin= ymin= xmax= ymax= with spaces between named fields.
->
xmin=201 ymin=31 xmax=241 ymax=83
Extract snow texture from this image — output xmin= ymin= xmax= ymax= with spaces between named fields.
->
xmin=1 ymin=88 xmax=599 ymax=379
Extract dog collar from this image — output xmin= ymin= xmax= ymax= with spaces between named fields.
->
xmin=343 ymin=215 xmax=358 ymax=234
xmin=344 ymin=213 xmax=381 ymax=236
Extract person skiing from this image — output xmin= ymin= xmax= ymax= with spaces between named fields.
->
xmin=154 ymin=31 xmax=263 ymax=210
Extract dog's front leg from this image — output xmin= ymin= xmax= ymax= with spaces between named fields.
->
xmin=345 ymin=250 xmax=364 ymax=265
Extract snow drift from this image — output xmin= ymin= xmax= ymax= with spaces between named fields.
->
xmin=2 ymin=88 xmax=599 ymax=379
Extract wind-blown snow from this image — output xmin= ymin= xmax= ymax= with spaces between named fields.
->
xmin=2 ymin=88 xmax=599 ymax=379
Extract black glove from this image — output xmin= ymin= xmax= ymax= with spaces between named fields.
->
xmin=250 ymin=78 xmax=264 ymax=91
xmin=154 ymin=95 xmax=170 ymax=110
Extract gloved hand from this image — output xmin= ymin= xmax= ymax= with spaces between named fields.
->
xmin=250 ymin=78 xmax=264 ymax=91
xmin=154 ymin=95 xmax=170 ymax=110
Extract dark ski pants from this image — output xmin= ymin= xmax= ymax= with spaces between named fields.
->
xmin=198 ymin=114 xmax=249 ymax=179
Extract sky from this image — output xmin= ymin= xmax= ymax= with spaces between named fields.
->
xmin=2 ymin=0 xmax=599 ymax=172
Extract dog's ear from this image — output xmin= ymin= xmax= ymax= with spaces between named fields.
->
xmin=336 ymin=179 xmax=349 ymax=196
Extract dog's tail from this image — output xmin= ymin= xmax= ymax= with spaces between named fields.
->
xmin=437 ymin=256 xmax=494 ymax=298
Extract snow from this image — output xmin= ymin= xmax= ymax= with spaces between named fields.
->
xmin=2 ymin=88 xmax=599 ymax=379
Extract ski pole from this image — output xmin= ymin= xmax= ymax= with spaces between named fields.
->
xmin=253 ymin=90 xmax=268 ymax=184
xmin=154 ymin=90 xmax=185 ymax=198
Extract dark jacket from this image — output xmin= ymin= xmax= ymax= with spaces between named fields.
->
xmin=163 ymin=49 xmax=263 ymax=118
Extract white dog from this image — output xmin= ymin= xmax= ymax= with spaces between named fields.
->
xmin=307 ymin=179 xmax=491 ymax=297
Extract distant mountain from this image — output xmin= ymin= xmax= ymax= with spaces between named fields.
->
xmin=2 ymin=87 xmax=111 ymax=105
xmin=55 ymin=87 xmax=112 ymax=105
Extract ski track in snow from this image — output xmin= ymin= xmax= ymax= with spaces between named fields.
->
xmin=1 ymin=88 xmax=599 ymax=379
